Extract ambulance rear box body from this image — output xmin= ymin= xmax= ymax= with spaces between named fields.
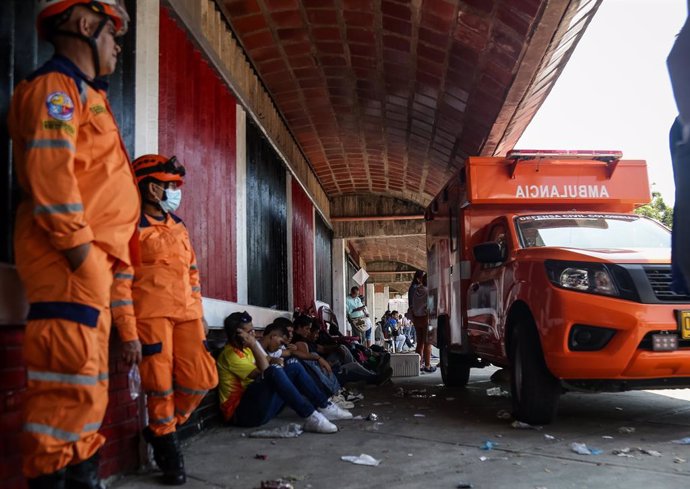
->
xmin=426 ymin=151 xmax=690 ymax=424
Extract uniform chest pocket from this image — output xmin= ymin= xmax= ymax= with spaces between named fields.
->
xmin=140 ymin=236 xmax=167 ymax=263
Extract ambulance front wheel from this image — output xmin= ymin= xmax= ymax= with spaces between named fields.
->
xmin=510 ymin=319 xmax=560 ymax=425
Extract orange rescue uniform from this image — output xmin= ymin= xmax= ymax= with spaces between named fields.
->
xmin=112 ymin=213 xmax=218 ymax=436
xmin=8 ymin=55 xmax=140 ymax=478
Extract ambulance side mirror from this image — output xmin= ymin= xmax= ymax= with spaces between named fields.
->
xmin=473 ymin=242 xmax=505 ymax=264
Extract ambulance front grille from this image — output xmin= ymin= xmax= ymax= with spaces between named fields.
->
xmin=643 ymin=266 xmax=690 ymax=302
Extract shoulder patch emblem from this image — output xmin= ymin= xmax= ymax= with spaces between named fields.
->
xmin=46 ymin=91 xmax=75 ymax=121
xmin=89 ymin=104 xmax=106 ymax=115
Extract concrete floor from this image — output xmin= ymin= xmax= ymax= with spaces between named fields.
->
xmin=113 ymin=367 xmax=690 ymax=489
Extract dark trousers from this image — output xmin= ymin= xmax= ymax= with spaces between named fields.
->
xmin=233 ymin=362 xmax=329 ymax=427
xmin=671 ymin=119 xmax=690 ymax=294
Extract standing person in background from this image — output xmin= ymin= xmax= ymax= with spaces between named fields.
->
xmin=668 ymin=5 xmax=690 ymax=294
xmin=111 ymin=154 xmax=218 ymax=486
xmin=409 ymin=271 xmax=435 ymax=373
xmin=8 ymin=2 xmax=138 ymax=487
xmin=346 ymin=286 xmax=373 ymax=346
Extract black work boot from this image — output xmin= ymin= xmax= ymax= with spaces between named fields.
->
xmin=27 ymin=468 xmax=67 ymax=489
xmin=143 ymin=427 xmax=186 ymax=485
xmin=65 ymin=453 xmax=105 ymax=489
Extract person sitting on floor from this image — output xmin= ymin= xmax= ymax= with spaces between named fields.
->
xmin=216 ymin=311 xmax=352 ymax=432
xmin=261 ymin=320 xmax=342 ymax=400
xmin=293 ymin=315 xmax=392 ymax=385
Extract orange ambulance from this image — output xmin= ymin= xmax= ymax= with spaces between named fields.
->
xmin=427 ymin=150 xmax=690 ymax=424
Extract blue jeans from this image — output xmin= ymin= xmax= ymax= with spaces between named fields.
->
xmin=233 ymin=362 xmax=330 ymax=427
xmin=301 ymin=359 xmax=341 ymax=396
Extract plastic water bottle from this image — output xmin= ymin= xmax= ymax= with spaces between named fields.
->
xmin=128 ymin=364 xmax=141 ymax=400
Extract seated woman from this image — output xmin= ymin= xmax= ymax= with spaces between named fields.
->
xmin=216 ymin=311 xmax=352 ymax=432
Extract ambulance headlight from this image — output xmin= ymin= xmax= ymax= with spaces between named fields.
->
xmin=545 ymin=260 xmax=619 ymax=297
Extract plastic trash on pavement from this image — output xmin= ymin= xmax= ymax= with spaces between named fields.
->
xmin=511 ymin=420 xmax=542 ymax=430
xmin=480 ymin=440 xmax=496 ymax=451
xmin=486 ymin=387 xmax=510 ymax=397
xmin=570 ymin=442 xmax=602 ymax=455
xmin=672 ymin=437 xmax=690 ymax=445
xmin=340 ymin=454 xmax=381 ymax=466
xmin=249 ymin=423 xmax=303 ymax=438
xmin=259 ymin=480 xmax=294 ymax=489
xmin=618 ymin=426 xmax=636 ymax=434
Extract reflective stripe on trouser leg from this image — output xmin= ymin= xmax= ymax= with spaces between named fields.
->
xmin=20 ymin=246 xmax=114 ymax=478
xmin=138 ymin=317 xmax=176 ymax=436
xmin=172 ymin=318 xmax=219 ymax=426
xmin=21 ymin=315 xmax=110 ymax=478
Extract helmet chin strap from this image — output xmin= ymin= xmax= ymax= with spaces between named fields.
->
xmin=53 ymin=16 xmax=109 ymax=78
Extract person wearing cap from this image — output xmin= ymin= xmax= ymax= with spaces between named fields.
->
xmin=110 ymin=154 xmax=218 ymax=485
xmin=8 ymin=1 xmax=137 ymax=487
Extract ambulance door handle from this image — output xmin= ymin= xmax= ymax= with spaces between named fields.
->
xmin=450 ymin=265 xmax=453 ymax=275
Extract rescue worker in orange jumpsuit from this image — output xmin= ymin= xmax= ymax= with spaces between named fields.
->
xmin=111 ymin=154 xmax=219 ymax=485
xmin=8 ymin=1 xmax=138 ymax=488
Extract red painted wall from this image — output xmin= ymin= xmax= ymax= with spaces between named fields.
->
xmin=292 ymin=180 xmax=315 ymax=311
xmin=0 ymin=327 xmax=141 ymax=488
xmin=158 ymin=8 xmax=237 ymax=302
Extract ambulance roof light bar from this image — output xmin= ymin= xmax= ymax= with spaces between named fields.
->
xmin=506 ymin=150 xmax=624 ymax=179
xmin=507 ymin=149 xmax=623 ymax=162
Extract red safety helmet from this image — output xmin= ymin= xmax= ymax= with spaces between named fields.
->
xmin=132 ymin=154 xmax=186 ymax=187
xmin=37 ymin=0 xmax=129 ymax=39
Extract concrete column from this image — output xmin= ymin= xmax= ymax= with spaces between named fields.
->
xmin=332 ymin=238 xmax=346 ymax=332
xmin=286 ymin=173 xmax=294 ymax=311
xmin=374 ymin=288 xmax=387 ymax=323
xmin=235 ymin=106 xmax=248 ymax=304
xmin=365 ymin=283 xmax=375 ymax=320
xmin=134 ymin=0 xmax=159 ymax=157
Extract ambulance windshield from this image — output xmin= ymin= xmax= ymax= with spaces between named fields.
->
xmin=515 ymin=214 xmax=670 ymax=249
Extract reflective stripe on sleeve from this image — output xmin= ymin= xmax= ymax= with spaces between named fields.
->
xmin=148 ymin=388 xmax=173 ymax=398
xmin=82 ymin=422 xmax=102 ymax=432
xmin=150 ymin=415 xmax=175 ymax=425
xmin=114 ymin=273 xmax=134 ymax=280
xmin=28 ymin=370 xmax=103 ymax=386
xmin=26 ymin=139 xmax=75 ymax=152
xmin=174 ymin=383 xmax=208 ymax=396
xmin=110 ymin=300 xmax=133 ymax=308
xmin=33 ymin=203 xmax=84 ymax=215
xmin=191 ymin=286 xmax=201 ymax=292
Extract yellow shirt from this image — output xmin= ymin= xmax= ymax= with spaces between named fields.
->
xmin=216 ymin=346 xmax=256 ymax=421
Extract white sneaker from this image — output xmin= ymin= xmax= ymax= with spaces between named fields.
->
xmin=304 ymin=411 xmax=338 ymax=434
xmin=330 ymin=394 xmax=355 ymax=409
xmin=319 ymin=402 xmax=353 ymax=420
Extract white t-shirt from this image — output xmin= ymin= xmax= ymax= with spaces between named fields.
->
xmin=267 ymin=345 xmax=285 ymax=359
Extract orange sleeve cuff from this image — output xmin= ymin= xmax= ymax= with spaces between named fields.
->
xmin=116 ymin=319 xmax=139 ymax=343
xmin=50 ymin=225 xmax=95 ymax=251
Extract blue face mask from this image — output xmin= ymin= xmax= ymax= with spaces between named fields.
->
xmin=159 ymin=188 xmax=181 ymax=213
